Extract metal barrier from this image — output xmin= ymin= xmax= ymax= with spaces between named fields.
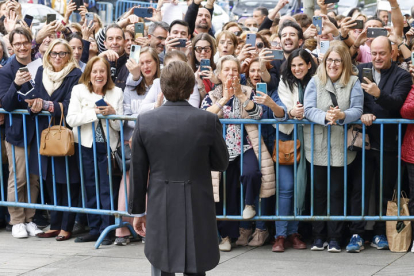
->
xmin=96 ymin=2 xmax=114 ymax=25
xmin=115 ymin=1 xmax=157 ymax=20
xmin=0 ymin=108 xmax=412 ymax=249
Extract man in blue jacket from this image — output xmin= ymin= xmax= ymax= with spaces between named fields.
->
xmin=0 ymin=28 xmax=42 ymax=239
xmin=346 ymin=36 xmax=412 ymax=253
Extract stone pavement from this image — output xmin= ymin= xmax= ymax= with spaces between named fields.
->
xmin=0 ymin=228 xmax=413 ymax=276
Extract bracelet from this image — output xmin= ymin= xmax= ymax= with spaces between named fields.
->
xmin=215 ymin=102 xmax=223 ymax=109
xmin=397 ymin=42 xmax=405 ymax=49
xmin=61 ymin=20 xmax=67 ymax=26
xmin=340 ymin=33 xmax=349 ymax=41
xmin=288 ymin=109 xmax=293 ymax=118
xmin=391 ymin=5 xmax=399 ymax=10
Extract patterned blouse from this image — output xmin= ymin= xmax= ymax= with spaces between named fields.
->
xmin=201 ymin=86 xmax=262 ymax=161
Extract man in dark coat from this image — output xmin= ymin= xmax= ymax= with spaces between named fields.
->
xmin=129 ymin=61 xmax=229 ymax=276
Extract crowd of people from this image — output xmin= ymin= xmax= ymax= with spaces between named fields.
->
xmin=0 ymin=0 xmax=413 ymax=255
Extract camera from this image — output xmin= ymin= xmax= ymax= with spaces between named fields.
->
xmin=110 ymin=67 xmax=116 ymax=77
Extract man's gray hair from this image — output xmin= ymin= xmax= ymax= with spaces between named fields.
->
xmin=148 ymin=21 xmax=170 ymax=35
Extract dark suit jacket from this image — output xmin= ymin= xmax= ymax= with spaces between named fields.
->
xmin=129 ymin=101 xmax=228 ymax=274
xmin=0 ymin=57 xmax=36 ymax=147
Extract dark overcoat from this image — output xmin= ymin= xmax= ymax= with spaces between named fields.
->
xmin=28 ymin=66 xmax=82 ymax=184
xmin=129 ymin=101 xmax=229 ymax=274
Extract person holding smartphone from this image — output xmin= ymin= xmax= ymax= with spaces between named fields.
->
xmin=270 ymin=49 xmax=317 ymax=252
xmin=25 ymin=39 xmax=82 ymax=242
xmin=66 ymin=56 xmax=123 ymax=244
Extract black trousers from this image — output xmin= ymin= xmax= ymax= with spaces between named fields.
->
xmin=216 ymin=149 xmax=262 ymax=239
xmin=312 ymin=165 xmax=345 ymax=240
xmin=45 ymin=162 xmax=80 ymax=232
xmin=348 ymin=150 xmax=398 ymax=236
xmin=151 ymin=265 xmax=205 ymax=276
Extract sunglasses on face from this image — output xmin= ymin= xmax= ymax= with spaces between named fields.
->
xmin=256 ymin=42 xmax=264 ymax=49
xmin=195 ymin=46 xmax=212 ymax=53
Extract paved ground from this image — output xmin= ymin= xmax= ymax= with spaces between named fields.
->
xmin=0 ymin=228 xmax=413 ymax=276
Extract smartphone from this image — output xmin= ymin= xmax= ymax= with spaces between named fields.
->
xmin=130 ymin=45 xmax=141 ymax=64
xmin=320 ymin=41 xmax=330 ymax=54
xmin=367 ymin=28 xmax=387 ymax=38
xmin=74 ymin=0 xmax=83 ymax=13
xmin=245 ymin=33 xmax=256 ymax=47
xmin=18 ymin=67 xmax=29 ymax=73
xmin=200 ymin=59 xmax=210 ymax=79
xmin=23 ymin=14 xmax=33 ymax=27
xmin=350 ymin=19 xmax=364 ymax=30
xmin=313 ymin=16 xmax=322 ymax=35
xmin=411 ymin=52 xmax=414 ymax=66
xmin=324 ymin=0 xmax=339 ymax=3
xmin=411 ymin=22 xmax=414 ymax=28
xmin=256 ymin=83 xmax=267 ymax=95
xmin=134 ymin=23 xmax=144 ymax=39
xmin=268 ymin=49 xmax=284 ymax=60
xmin=85 ymin=13 xmax=94 ymax=27
xmin=95 ymin=99 xmax=108 ymax=107
xmin=362 ymin=68 xmax=373 ymax=83
xmin=177 ymin=39 xmax=187 ymax=48
xmin=46 ymin=14 xmax=56 ymax=24
xmin=134 ymin=7 xmax=153 ymax=18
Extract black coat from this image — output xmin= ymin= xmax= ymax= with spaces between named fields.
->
xmin=129 ymin=101 xmax=229 ymax=274
xmin=357 ymin=62 xmax=412 ymax=151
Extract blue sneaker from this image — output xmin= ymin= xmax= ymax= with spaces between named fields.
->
xmin=371 ymin=235 xmax=389 ymax=250
xmin=327 ymin=240 xmax=341 ymax=253
xmin=311 ymin=239 xmax=328 ymax=251
xmin=346 ymin=234 xmax=365 ymax=253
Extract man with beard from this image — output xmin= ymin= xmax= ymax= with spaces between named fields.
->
xmin=147 ymin=21 xmax=169 ymax=64
xmin=253 ymin=7 xmax=268 ymax=27
xmin=263 ymin=20 xmax=304 ymax=92
xmin=184 ymin=0 xmax=215 ymax=37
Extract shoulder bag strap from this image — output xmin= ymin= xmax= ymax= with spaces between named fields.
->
xmin=328 ymin=80 xmax=339 ymax=107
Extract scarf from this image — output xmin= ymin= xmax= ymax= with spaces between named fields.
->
xmin=42 ymin=62 xmax=76 ymax=96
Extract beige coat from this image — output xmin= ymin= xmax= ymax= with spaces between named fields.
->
xmin=208 ymin=86 xmax=275 ymax=202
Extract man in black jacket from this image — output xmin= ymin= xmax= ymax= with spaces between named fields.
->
xmin=184 ymin=0 xmax=215 ymax=37
xmin=129 ymin=61 xmax=229 ymax=275
xmin=347 ymin=36 xmax=412 ymax=252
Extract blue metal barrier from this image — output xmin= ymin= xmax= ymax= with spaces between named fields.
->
xmin=0 ymin=108 xmax=413 ymax=249
xmin=96 ymin=2 xmax=114 ymax=25
xmin=115 ymin=1 xmax=157 ymax=21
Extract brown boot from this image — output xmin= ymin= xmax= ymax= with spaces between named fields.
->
xmin=248 ymin=229 xmax=269 ymax=247
xmin=272 ymin=236 xmax=285 ymax=252
xmin=287 ymin=233 xmax=307 ymax=249
xmin=235 ymin=228 xmax=252 ymax=246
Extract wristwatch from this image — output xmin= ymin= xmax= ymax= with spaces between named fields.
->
xmin=242 ymin=99 xmax=251 ymax=109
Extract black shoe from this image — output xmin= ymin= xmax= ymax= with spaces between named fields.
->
xmin=74 ymin=234 xmax=99 ymax=243
xmin=102 ymin=237 xmax=113 ymax=245
xmin=72 ymin=222 xmax=88 ymax=236
xmin=5 ymin=224 xmax=12 ymax=232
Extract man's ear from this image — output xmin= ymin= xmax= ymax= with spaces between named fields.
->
xmin=298 ymin=39 xmax=303 ymax=47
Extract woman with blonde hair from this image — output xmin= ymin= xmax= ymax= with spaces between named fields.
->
xmin=27 ymin=39 xmax=82 ymax=241
xmin=304 ymin=41 xmax=363 ymax=252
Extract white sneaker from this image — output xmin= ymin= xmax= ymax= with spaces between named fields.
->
xmin=26 ymin=222 xmax=43 ymax=237
xmin=219 ymin=236 xmax=232 ymax=252
xmin=411 ymin=241 xmax=414 ymax=253
xmin=12 ymin=223 xmax=28 ymax=238
xmin=242 ymin=205 xmax=256 ymax=219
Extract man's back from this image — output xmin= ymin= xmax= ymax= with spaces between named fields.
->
xmin=129 ymin=100 xmax=228 ymax=274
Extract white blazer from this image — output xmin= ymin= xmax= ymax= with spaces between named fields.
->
xmin=67 ymin=83 xmax=124 ymax=151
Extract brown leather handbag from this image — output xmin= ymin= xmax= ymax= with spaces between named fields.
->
xmin=272 ymin=140 xmax=301 ymax=165
xmin=39 ymin=103 xmax=75 ymax=157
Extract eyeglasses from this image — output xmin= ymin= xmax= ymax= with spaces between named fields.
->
xmin=50 ymin=51 xmax=69 ymax=58
xmin=271 ymin=41 xmax=281 ymax=47
xmin=195 ymin=46 xmax=212 ymax=53
xmin=12 ymin=41 xmax=31 ymax=48
xmin=326 ymin=58 xmax=342 ymax=65
xmin=256 ymin=42 xmax=264 ymax=49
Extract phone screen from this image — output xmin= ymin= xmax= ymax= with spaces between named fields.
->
xmin=24 ymin=15 xmax=33 ymax=27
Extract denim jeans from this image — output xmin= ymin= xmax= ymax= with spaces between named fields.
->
xmin=274 ymin=132 xmax=299 ymax=238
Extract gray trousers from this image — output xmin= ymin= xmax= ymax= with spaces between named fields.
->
xmin=151 ymin=265 xmax=206 ymax=276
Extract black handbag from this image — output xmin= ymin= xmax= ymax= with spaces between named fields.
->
xmin=114 ymin=142 xmax=131 ymax=172
xmin=98 ymin=120 xmax=122 ymax=176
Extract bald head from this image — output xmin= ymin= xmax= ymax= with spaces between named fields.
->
xmin=371 ymin=36 xmax=391 ymax=52
xmin=370 ymin=36 xmax=393 ymax=71
xmin=279 ymin=16 xmax=297 ymax=27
